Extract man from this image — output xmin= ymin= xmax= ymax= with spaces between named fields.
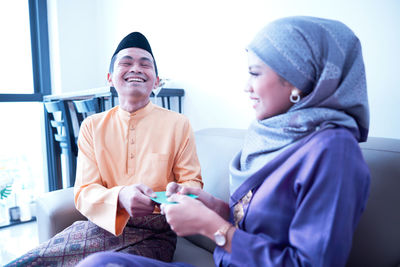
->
xmin=6 ymin=32 xmax=202 ymax=267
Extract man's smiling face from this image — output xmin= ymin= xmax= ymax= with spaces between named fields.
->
xmin=108 ymin=47 xmax=159 ymax=101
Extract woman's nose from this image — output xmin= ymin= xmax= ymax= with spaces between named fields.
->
xmin=244 ymin=82 xmax=253 ymax=93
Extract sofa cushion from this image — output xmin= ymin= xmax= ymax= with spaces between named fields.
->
xmin=173 ymin=237 xmax=214 ymax=267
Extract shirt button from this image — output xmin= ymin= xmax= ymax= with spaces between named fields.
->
xmin=130 ymin=153 xmax=135 ymax=159
xmin=130 ymin=127 xmax=134 ymax=131
xmin=131 ymin=139 xmax=134 ymax=144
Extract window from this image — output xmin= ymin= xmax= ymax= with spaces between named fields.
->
xmin=0 ymin=103 xmax=45 ymax=225
xmin=0 ymin=1 xmax=34 ymax=94
xmin=0 ymin=0 xmax=50 ymax=227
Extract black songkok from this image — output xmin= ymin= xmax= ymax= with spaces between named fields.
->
xmin=112 ymin=32 xmax=158 ymax=75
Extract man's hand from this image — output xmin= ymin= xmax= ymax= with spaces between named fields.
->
xmin=118 ymin=184 xmax=157 ymax=217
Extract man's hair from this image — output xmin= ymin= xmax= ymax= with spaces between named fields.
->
xmin=109 ymin=54 xmax=117 ymax=74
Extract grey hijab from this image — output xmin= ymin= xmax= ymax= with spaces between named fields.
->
xmin=239 ymin=16 xmax=369 ymax=172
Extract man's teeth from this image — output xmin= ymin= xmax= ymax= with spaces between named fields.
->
xmin=127 ymin=78 xmax=144 ymax=82
xmin=251 ymin=99 xmax=259 ymax=104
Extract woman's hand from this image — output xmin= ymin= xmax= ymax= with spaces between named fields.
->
xmin=161 ymin=194 xmax=214 ymax=236
xmin=161 ymin=193 xmax=227 ymax=238
xmin=165 ymin=182 xmax=230 ymax=220
xmin=165 ymin=182 xmax=183 ymax=197
xmin=161 ymin=193 xmax=235 ymax=252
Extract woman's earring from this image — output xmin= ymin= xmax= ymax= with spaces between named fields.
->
xmin=290 ymin=89 xmax=301 ymax=103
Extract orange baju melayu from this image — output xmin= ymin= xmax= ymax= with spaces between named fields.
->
xmin=74 ymin=102 xmax=202 ymax=236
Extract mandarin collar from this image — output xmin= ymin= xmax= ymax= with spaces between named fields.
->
xmin=117 ymin=101 xmax=154 ymax=120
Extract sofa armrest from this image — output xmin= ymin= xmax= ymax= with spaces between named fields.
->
xmin=36 ymin=187 xmax=86 ymax=243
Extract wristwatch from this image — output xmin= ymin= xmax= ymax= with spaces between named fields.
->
xmin=214 ymin=223 xmax=232 ymax=247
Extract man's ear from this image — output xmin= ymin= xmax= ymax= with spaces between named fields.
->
xmin=107 ymin=73 xmax=114 ymax=86
xmin=153 ymin=76 xmax=160 ymax=89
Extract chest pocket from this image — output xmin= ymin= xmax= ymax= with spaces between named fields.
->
xmin=139 ymin=153 xmax=171 ymax=190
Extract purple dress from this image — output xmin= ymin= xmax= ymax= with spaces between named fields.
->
xmin=76 ymin=128 xmax=370 ymax=267
xmin=214 ymin=128 xmax=370 ymax=266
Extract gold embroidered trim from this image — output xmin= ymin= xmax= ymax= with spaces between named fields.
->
xmin=233 ymin=190 xmax=253 ymax=227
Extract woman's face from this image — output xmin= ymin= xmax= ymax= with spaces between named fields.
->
xmin=245 ymin=51 xmax=295 ymax=121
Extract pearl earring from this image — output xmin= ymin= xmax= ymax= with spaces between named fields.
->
xmin=290 ymin=89 xmax=301 ymax=103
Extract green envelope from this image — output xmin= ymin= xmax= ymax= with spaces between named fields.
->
xmin=151 ymin=191 xmax=198 ymax=204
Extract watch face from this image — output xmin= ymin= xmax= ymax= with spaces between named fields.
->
xmin=215 ymin=231 xmax=226 ymax=246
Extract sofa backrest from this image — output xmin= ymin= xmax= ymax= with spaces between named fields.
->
xmin=347 ymin=137 xmax=400 ymax=267
xmin=189 ymin=128 xmax=245 ymax=252
xmin=194 ymin=128 xmax=400 ymax=266
xmin=195 ymin=128 xmax=246 ymax=202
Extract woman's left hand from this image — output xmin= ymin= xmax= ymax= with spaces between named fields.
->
xmin=161 ymin=193 xmax=217 ymax=237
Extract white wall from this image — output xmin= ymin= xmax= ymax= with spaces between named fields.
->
xmin=47 ymin=0 xmax=400 ymax=139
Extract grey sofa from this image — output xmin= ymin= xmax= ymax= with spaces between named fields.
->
xmin=36 ymin=128 xmax=400 ymax=267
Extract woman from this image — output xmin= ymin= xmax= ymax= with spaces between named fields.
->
xmin=77 ymin=16 xmax=370 ymax=267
